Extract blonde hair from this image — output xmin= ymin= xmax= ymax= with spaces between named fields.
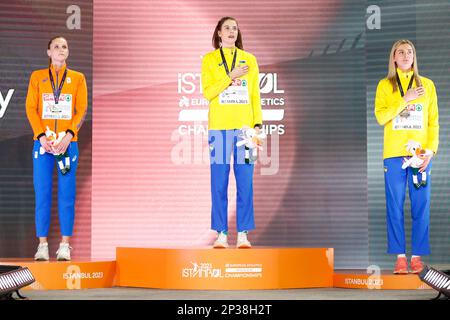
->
xmin=387 ymin=39 xmax=422 ymax=92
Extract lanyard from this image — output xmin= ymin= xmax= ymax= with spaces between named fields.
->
xmin=395 ymin=72 xmax=414 ymax=97
xmin=219 ymin=47 xmax=237 ymax=75
xmin=49 ymin=68 xmax=67 ymax=104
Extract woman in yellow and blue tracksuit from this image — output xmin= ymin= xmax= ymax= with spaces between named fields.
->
xmin=202 ymin=17 xmax=262 ymax=248
xmin=26 ymin=36 xmax=88 ymax=261
xmin=375 ymin=40 xmax=439 ymax=274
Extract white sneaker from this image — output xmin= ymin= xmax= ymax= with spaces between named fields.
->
xmin=34 ymin=242 xmax=49 ymax=261
xmin=237 ymin=232 xmax=251 ymax=248
xmin=213 ymin=232 xmax=229 ymax=248
xmin=56 ymin=242 xmax=72 ymax=261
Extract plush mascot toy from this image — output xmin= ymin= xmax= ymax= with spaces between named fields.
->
xmin=39 ymin=126 xmax=71 ymax=175
xmin=401 ymin=140 xmax=432 ymax=189
xmin=236 ymin=127 xmax=267 ymax=164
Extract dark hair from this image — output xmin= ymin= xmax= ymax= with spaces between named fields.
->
xmin=48 ymin=36 xmax=67 ymax=49
xmin=212 ymin=17 xmax=243 ymax=50
xmin=47 ymin=36 xmax=68 ymax=65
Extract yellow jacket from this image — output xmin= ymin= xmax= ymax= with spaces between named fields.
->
xmin=26 ymin=63 xmax=88 ymax=141
xmin=201 ymin=47 xmax=262 ymax=130
xmin=375 ymin=69 xmax=439 ymax=159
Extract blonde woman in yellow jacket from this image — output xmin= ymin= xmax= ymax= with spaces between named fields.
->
xmin=202 ymin=17 xmax=262 ymax=249
xmin=375 ymin=39 xmax=439 ymax=274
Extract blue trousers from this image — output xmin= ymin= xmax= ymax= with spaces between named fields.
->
xmin=209 ymin=130 xmax=255 ymax=233
xmin=33 ymin=141 xmax=79 ymax=237
xmin=383 ymin=157 xmax=432 ymax=256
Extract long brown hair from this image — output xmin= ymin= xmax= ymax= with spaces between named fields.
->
xmin=387 ymin=39 xmax=422 ymax=92
xmin=47 ymin=36 xmax=68 ymax=66
xmin=212 ymin=17 xmax=243 ymax=50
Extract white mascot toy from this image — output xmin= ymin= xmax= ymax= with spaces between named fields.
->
xmin=401 ymin=140 xmax=432 ymax=189
xmin=39 ymin=126 xmax=71 ymax=175
xmin=236 ymin=127 xmax=266 ymax=164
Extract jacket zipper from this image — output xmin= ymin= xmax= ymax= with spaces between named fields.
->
xmin=54 ymin=71 xmax=58 ymax=133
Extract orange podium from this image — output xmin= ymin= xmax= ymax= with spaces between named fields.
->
xmin=115 ymin=247 xmax=334 ymax=290
xmin=334 ymin=270 xmax=431 ymax=290
xmin=0 ymin=259 xmax=116 ymax=290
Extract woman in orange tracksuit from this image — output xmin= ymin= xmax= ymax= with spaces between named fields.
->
xmin=26 ymin=36 xmax=88 ymax=261
xmin=202 ymin=17 xmax=262 ymax=249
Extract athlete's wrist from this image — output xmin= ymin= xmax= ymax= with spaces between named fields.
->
xmin=65 ymin=129 xmax=75 ymax=138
